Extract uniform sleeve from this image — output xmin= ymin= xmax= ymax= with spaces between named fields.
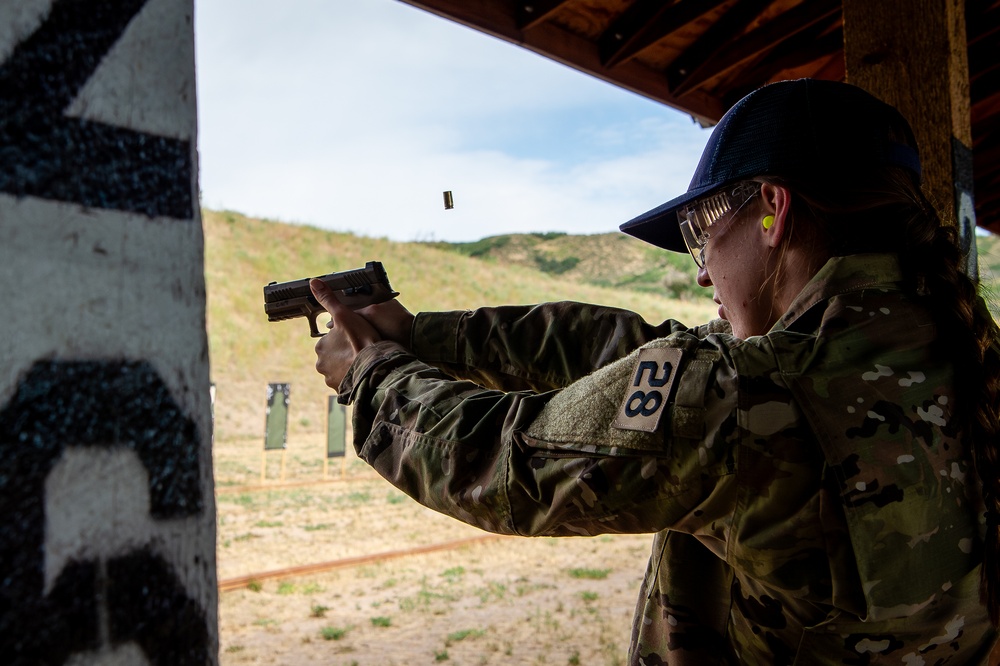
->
xmin=339 ymin=334 xmax=740 ymax=539
xmin=409 ymin=301 xmax=731 ymax=392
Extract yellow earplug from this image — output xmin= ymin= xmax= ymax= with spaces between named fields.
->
xmin=762 ymin=215 xmax=775 ymax=230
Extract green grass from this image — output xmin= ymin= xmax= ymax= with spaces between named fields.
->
xmin=320 ymin=626 xmax=348 ymax=640
xmin=233 ymin=533 xmax=260 ymax=542
xmin=446 ymin=628 xmax=485 ymax=644
xmin=303 ymin=523 xmax=332 ymax=531
xmin=217 ymin=493 xmax=256 ymax=507
xmin=440 ymin=566 xmax=465 ymax=583
xmin=475 ymin=581 xmax=507 ymax=603
xmin=567 ymin=568 xmax=610 ymax=580
xmin=338 ymin=491 xmax=373 ymax=506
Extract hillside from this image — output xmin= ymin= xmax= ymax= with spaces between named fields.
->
xmin=438 ymin=229 xmax=1000 ymax=306
xmin=203 ymin=209 xmax=719 ymax=444
xmin=204 ymin=209 xmax=1000 ymax=445
xmin=424 ymin=231 xmax=707 ymax=301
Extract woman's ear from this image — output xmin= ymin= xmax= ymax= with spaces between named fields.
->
xmin=759 ymin=182 xmax=791 ymax=249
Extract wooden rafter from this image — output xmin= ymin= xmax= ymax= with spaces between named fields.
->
xmin=516 ymin=0 xmax=569 ymax=31
xmin=972 ymin=66 xmax=1000 ymax=124
xmin=669 ymin=0 xmax=841 ymax=97
xmin=666 ymin=0 xmax=774 ymax=94
xmin=723 ymin=22 xmax=843 ymax=105
xmin=397 ymin=0 xmax=999 ymax=229
xmin=599 ymin=0 xmax=730 ymax=69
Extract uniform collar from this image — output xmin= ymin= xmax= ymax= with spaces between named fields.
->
xmin=770 ymin=254 xmax=904 ymax=333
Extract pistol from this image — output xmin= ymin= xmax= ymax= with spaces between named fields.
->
xmin=264 ymin=261 xmax=399 ymax=337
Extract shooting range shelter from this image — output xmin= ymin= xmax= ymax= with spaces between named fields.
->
xmin=401 ymin=0 xmax=998 ymax=246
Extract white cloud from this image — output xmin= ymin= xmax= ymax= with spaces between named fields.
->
xmin=194 ymin=0 xmax=712 ymax=241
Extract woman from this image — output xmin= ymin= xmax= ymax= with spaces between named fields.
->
xmin=311 ymin=79 xmax=1000 ymax=663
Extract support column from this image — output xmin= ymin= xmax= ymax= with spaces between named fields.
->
xmin=843 ymin=0 xmax=976 ymax=275
xmin=0 ymin=0 xmax=217 ymax=663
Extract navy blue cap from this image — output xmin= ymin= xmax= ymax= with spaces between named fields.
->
xmin=620 ymin=79 xmax=922 ymax=252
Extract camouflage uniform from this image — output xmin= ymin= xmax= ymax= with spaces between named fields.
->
xmin=338 ymin=253 xmax=998 ymax=664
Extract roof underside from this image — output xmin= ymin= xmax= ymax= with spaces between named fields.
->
xmin=401 ymin=0 xmax=1000 ymax=232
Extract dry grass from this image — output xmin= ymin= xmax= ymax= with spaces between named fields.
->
xmin=215 ymin=431 xmax=652 ymax=664
xmin=218 ymin=525 xmax=651 ymax=665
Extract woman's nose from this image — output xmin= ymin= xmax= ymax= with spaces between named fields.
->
xmin=696 ymin=265 xmax=712 ymax=288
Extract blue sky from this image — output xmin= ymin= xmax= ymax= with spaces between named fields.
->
xmin=194 ymin=0 xmax=713 ymax=242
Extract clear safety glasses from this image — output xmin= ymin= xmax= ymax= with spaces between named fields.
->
xmin=678 ymin=182 xmax=760 ymax=268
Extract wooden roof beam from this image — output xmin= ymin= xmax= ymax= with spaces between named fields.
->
xmin=967 ymin=2 xmax=1000 ymax=44
xmin=974 ymin=129 xmax=1000 ymax=170
xmin=665 ymin=0 xmax=776 ymax=95
xmin=971 ymin=65 xmax=1000 ymax=125
xmin=599 ymin=0 xmax=730 ymax=69
xmin=398 ymin=0 xmax=726 ymax=121
xmin=969 ymin=30 xmax=999 ymax=69
xmin=516 ymin=0 xmax=571 ymax=31
xmin=723 ymin=23 xmax=844 ymax=106
xmin=669 ymin=0 xmax=841 ymax=97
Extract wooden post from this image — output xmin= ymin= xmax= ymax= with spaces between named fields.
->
xmin=842 ymin=0 xmax=977 ymax=276
xmin=0 ymin=0 xmax=217 ymax=662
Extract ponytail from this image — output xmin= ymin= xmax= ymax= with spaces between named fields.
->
xmin=904 ymin=197 xmax=1000 ymax=625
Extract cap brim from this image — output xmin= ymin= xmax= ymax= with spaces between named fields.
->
xmin=619 ymin=181 xmax=718 ymax=252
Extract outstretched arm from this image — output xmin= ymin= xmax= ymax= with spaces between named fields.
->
xmin=354 ymin=299 xmax=727 ymax=392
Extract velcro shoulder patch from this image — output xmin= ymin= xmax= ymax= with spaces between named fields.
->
xmin=612 ymin=347 xmax=683 ymax=432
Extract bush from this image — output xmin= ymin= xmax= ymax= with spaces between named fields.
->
xmin=535 ymin=254 xmax=580 ymax=275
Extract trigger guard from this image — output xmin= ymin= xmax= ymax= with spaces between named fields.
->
xmin=308 ymin=312 xmax=324 ymax=338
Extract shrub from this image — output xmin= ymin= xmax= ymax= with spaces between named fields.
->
xmin=321 ymin=626 xmax=347 ymax=641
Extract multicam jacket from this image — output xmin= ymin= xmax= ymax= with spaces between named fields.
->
xmin=338 ymin=253 xmax=998 ymax=664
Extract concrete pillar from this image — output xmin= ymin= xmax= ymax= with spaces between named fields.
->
xmin=0 ymin=0 xmax=217 ymax=663
xmin=842 ymin=0 xmax=976 ymax=275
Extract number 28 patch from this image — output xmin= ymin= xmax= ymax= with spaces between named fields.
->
xmin=612 ymin=347 xmax=684 ymax=432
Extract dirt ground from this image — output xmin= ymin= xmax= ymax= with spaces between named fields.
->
xmin=215 ymin=432 xmax=654 ymax=665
